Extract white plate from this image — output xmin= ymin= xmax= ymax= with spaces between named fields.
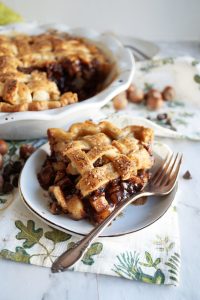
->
xmin=0 ymin=22 xmax=134 ymax=140
xmin=19 ymin=141 xmax=176 ymax=237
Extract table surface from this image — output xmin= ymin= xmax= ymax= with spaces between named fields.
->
xmin=1 ymin=42 xmax=200 ymax=300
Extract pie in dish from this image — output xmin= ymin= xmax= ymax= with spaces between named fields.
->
xmin=0 ymin=32 xmax=112 ymax=112
xmin=38 ymin=121 xmax=154 ymax=224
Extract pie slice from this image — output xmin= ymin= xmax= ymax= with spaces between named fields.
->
xmin=38 ymin=120 xmax=154 ymax=224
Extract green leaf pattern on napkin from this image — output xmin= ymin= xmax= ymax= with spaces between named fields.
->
xmin=0 ymin=247 xmax=30 ymax=263
xmin=165 ymin=252 xmax=180 ymax=283
xmin=0 ymin=115 xmax=180 ymax=285
xmin=67 ymin=241 xmax=103 ymax=265
xmin=15 ymin=220 xmax=43 ymax=248
xmin=44 ymin=228 xmax=71 ymax=244
xmin=113 ymin=251 xmax=165 ymax=284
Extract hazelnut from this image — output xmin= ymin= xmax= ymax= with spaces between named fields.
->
xmin=0 ymin=153 xmax=3 ymax=169
xmin=0 ymin=140 xmax=8 ymax=156
xmin=147 ymin=89 xmax=162 ymax=99
xmin=113 ymin=93 xmax=128 ymax=110
xmin=20 ymin=144 xmax=36 ymax=160
xmin=127 ymin=88 xmax=144 ymax=103
xmin=162 ymin=86 xmax=176 ymax=101
xmin=146 ymin=96 xmax=163 ymax=110
xmin=127 ymin=84 xmax=135 ymax=93
xmin=146 ymin=88 xmax=163 ymax=110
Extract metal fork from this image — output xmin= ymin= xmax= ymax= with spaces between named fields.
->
xmin=124 ymin=44 xmax=151 ymax=61
xmin=51 ymin=152 xmax=182 ymax=273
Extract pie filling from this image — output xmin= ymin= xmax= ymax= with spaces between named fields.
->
xmin=38 ymin=155 xmax=149 ymax=224
xmin=37 ymin=121 xmax=154 ymax=224
xmin=17 ymin=58 xmax=108 ymax=101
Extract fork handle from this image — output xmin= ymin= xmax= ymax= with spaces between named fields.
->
xmin=51 ymin=191 xmax=152 ymax=273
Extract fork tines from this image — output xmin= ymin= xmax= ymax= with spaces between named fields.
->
xmin=152 ymin=153 xmax=183 ymax=187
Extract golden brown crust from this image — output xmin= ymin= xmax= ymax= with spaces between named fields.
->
xmin=0 ymin=32 xmax=110 ymax=112
xmin=0 ymin=92 xmax=78 ymax=112
xmin=39 ymin=121 xmax=154 ymax=223
xmin=48 ymin=121 xmax=154 ymax=196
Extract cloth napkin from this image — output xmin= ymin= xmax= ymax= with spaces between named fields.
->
xmin=103 ymin=56 xmax=200 ymax=141
xmin=0 ymin=136 xmax=180 ymax=285
xmin=4 ymin=55 xmax=200 ymax=285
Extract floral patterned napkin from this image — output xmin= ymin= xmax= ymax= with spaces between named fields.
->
xmin=0 ymin=139 xmax=180 ymax=285
xmin=0 ymin=140 xmax=180 ymax=285
xmin=3 ymin=56 xmax=198 ymax=285
xmin=103 ymin=56 xmax=200 ymax=140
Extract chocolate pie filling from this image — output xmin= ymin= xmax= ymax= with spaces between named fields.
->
xmin=38 ymin=156 xmax=149 ymax=224
xmin=18 ymin=57 xmax=108 ymax=101
xmin=0 ymin=33 xmax=113 ymax=112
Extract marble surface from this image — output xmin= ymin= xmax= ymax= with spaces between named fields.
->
xmin=1 ymin=43 xmax=200 ymax=300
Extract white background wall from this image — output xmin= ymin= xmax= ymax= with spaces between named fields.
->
xmin=5 ymin=0 xmax=200 ymax=41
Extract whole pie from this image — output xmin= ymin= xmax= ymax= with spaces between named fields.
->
xmin=0 ymin=32 xmax=111 ymax=112
xmin=38 ymin=120 xmax=154 ymax=224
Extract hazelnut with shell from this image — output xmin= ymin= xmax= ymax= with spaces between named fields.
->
xmin=127 ymin=84 xmax=144 ymax=103
xmin=146 ymin=89 xmax=163 ymax=110
xmin=162 ymin=86 xmax=176 ymax=101
xmin=113 ymin=92 xmax=128 ymax=110
xmin=0 ymin=140 xmax=8 ymax=156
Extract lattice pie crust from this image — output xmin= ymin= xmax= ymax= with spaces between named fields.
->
xmin=0 ymin=32 xmax=111 ymax=112
xmin=38 ymin=121 xmax=154 ymax=223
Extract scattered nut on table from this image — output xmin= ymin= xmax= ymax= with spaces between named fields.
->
xmin=0 ymin=141 xmax=36 ymax=194
xmin=113 ymin=92 xmax=128 ymax=110
xmin=146 ymin=89 xmax=162 ymax=99
xmin=127 ymin=84 xmax=144 ymax=103
xmin=0 ymin=140 xmax=8 ymax=156
xmin=146 ymin=89 xmax=163 ymax=110
xmin=0 ymin=174 xmax=4 ymax=192
xmin=113 ymin=84 xmax=176 ymax=111
xmin=162 ymin=86 xmax=176 ymax=101
xmin=146 ymin=96 xmax=163 ymax=110
xmin=19 ymin=144 xmax=36 ymax=160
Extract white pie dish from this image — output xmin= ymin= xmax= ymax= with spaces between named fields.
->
xmin=0 ymin=22 xmax=135 ymax=140
xmin=19 ymin=140 xmax=176 ymax=237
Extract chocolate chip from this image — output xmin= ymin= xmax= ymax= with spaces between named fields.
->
xmin=0 ymin=175 xmax=4 ymax=192
xmin=3 ymin=182 xmax=14 ymax=194
xmin=12 ymin=174 xmax=19 ymax=188
xmin=12 ymin=161 xmax=23 ymax=174
xmin=0 ymin=153 xmax=3 ymax=169
xmin=157 ymin=113 xmax=168 ymax=120
xmin=165 ymin=118 xmax=177 ymax=131
xmin=3 ymin=163 xmax=13 ymax=180
xmin=183 ymin=170 xmax=192 ymax=180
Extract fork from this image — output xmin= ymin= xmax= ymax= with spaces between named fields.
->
xmin=124 ymin=44 xmax=151 ymax=61
xmin=51 ymin=152 xmax=182 ymax=273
